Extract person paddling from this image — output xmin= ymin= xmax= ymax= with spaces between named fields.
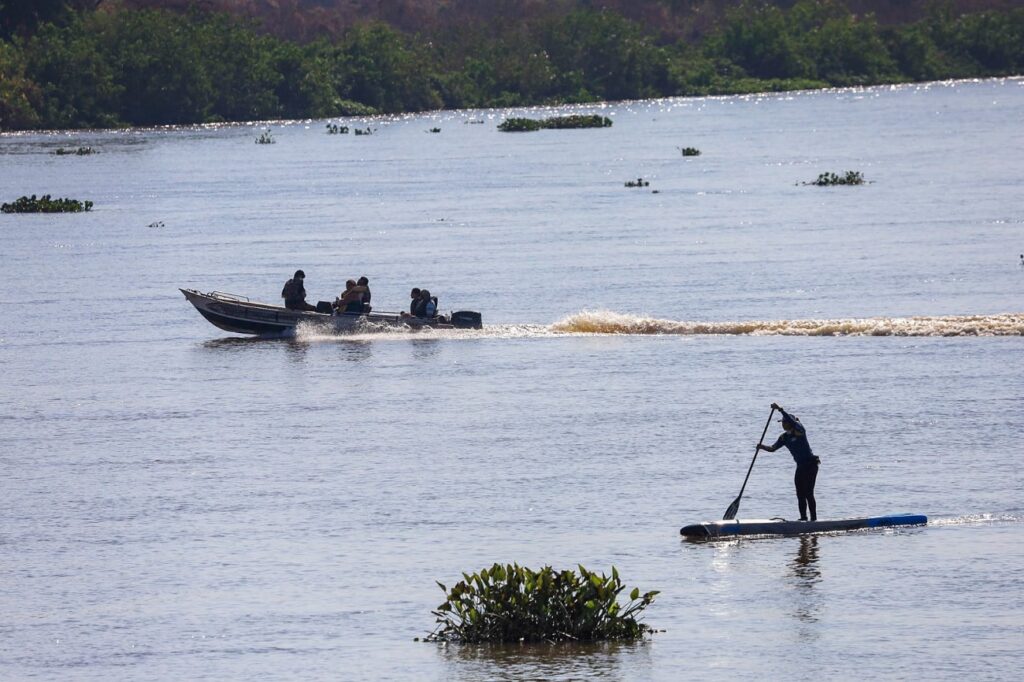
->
xmin=756 ymin=403 xmax=821 ymax=521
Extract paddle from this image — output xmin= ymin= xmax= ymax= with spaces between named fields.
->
xmin=723 ymin=407 xmax=776 ymax=520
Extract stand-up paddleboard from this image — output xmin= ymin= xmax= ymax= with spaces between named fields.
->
xmin=680 ymin=513 xmax=927 ymax=539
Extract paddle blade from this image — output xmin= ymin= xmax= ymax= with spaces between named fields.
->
xmin=723 ymin=497 xmax=740 ymax=520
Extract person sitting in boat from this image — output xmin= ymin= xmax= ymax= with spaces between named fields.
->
xmin=357 ymin=276 xmax=372 ymax=313
xmin=422 ymin=289 xmax=437 ymax=318
xmin=400 ymin=288 xmax=421 ymax=318
xmin=334 ymin=279 xmax=369 ymax=314
xmin=281 ymin=270 xmax=317 ymax=311
xmin=756 ymin=403 xmax=821 ymax=521
xmin=409 ymin=288 xmax=437 ymax=318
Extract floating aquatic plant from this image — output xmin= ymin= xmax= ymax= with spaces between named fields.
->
xmin=427 ymin=127 xmax=441 ymax=133
xmin=2 ymin=194 xmax=93 ymax=213
xmin=679 ymin=147 xmax=701 ymax=156
xmin=53 ymin=147 xmax=97 ymax=156
xmin=423 ymin=563 xmax=658 ymax=644
xmin=353 ymin=127 xmax=374 ymax=135
xmin=498 ymin=115 xmax=612 ymax=132
xmin=326 ymin=123 xmax=349 ymax=134
xmin=806 ymin=170 xmax=865 ymax=186
xmin=625 ymin=177 xmax=650 ymax=188
xmin=498 ymin=117 xmax=542 ymax=132
xmin=255 ymin=130 xmax=275 ymax=144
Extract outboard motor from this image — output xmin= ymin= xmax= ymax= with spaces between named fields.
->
xmin=450 ymin=310 xmax=483 ymax=329
xmin=315 ymin=301 xmax=334 ymax=314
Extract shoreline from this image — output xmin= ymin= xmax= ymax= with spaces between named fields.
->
xmin=3 ymin=75 xmax=1021 ymax=137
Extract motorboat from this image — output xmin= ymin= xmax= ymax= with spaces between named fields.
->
xmin=180 ymin=288 xmax=482 ymax=336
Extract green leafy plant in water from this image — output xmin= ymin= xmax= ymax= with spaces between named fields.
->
xmin=807 ymin=170 xmax=865 ymax=186
xmin=255 ymin=130 xmax=275 ymax=144
xmin=543 ymin=114 xmax=613 ymax=129
xmin=53 ymin=147 xmax=97 ymax=155
xmin=497 ymin=117 xmax=543 ymax=132
xmin=2 ymin=194 xmax=93 ymax=213
xmin=625 ymin=177 xmax=650 ymax=188
xmin=424 ymin=563 xmax=658 ymax=643
xmin=679 ymin=147 xmax=701 ymax=156
xmin=498 ymin=115 xmax=612 ymax=132
xmin=325 ymin=123 xmax=349 ymax=134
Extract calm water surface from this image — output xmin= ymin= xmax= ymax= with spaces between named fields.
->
xmin=2 ymin=79 xmax=1023 ymax=680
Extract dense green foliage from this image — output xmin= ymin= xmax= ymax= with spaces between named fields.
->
xmin=497 ymin=117 xmax=543 ymax=132
xmin=425 ymin=563 xmax=658 ymax=643
xmin=2 ymin=194 xmax=93 ymax=213
xmin=497 ymin=114 xmax=612 ymax=132
xmin=1 ymin=1 xmax=1022 ymax=130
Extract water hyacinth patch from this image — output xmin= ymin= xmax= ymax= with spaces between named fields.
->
xmin=498 ymin=115 xmax=612 ymax=132
xmin=679 ymin=147 xmax=701 ymax=156
xmin=2 ymin=195 xmax=93 ymax=213
xmin=497 ymin=117 xmax=543 ymax=132
xmin=53 ymin=147 xmax=97 ymax=155
xmin=425 ymin=563 xmax=658 ymax=644
xmin=807 ymin=171 xmax=865 ymax=186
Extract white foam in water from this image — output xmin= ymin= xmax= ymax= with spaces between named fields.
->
xmin=928 ymin=513 xmax=1022 ymax=527
xmin=290 ymin=311 xmax=1024 ymax=342
xmin=292 ymin=319 xmax=555 ymax=342
xmin=550 ymin=310 xmax=1024 ymax=336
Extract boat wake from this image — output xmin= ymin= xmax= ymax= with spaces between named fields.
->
xmin=292 ymin=320 xmax=554 ymax=342
xmin=550 ymin=310 xmax=1024 ymax=337
xmin=288 ymin=311 xmax=1024 ymax=342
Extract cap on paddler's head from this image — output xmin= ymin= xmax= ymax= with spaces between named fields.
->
xmin=781 ymin=413 xmax=800 ymax=428
xmin=294 ymin=269 xmax=305 ymax=280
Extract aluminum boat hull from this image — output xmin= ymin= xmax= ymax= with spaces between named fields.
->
xmin=181 ymin=288 xmax=481 ymax=335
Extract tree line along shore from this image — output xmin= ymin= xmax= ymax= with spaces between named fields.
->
xmin=1 ymin=1 xmax=1022 ymax=131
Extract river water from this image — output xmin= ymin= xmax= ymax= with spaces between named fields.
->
xmin=2 ymin=78 xmax=1022 ymax=680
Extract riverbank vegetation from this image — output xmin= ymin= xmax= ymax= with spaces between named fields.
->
xmin=423 ymin=564 xmax=658 ymax=644
xmin=1 ymin=2 xmax=1022 ymax=131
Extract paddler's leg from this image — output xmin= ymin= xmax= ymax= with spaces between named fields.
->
xmin=806 ymin=460 xmax=819 ymax=521
xmin=795 ymin=462 xmax=819 ymax=521
xmin=795 ymin=468 xmax=808 ymax=520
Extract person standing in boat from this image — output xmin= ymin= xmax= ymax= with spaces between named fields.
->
xmin=756 ymin=403 xmax=821 ymax=521
xmin=281 ymin=270 xmax=317 ymax=311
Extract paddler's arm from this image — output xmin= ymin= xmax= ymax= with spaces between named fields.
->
xmin=757 ymin=435 xmax=784 ymax=453
xmin=772 ymin=403 xmax=806 ymax=436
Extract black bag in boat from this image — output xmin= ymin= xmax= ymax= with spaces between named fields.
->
xmin=450 ymin=310 xmax=482 ymax=329
xmin=315 ymin=301 xmax=334 ymax=314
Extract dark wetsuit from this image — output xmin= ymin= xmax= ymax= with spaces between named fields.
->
xmin=769 ymin=412 xmax=820 ymax=521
